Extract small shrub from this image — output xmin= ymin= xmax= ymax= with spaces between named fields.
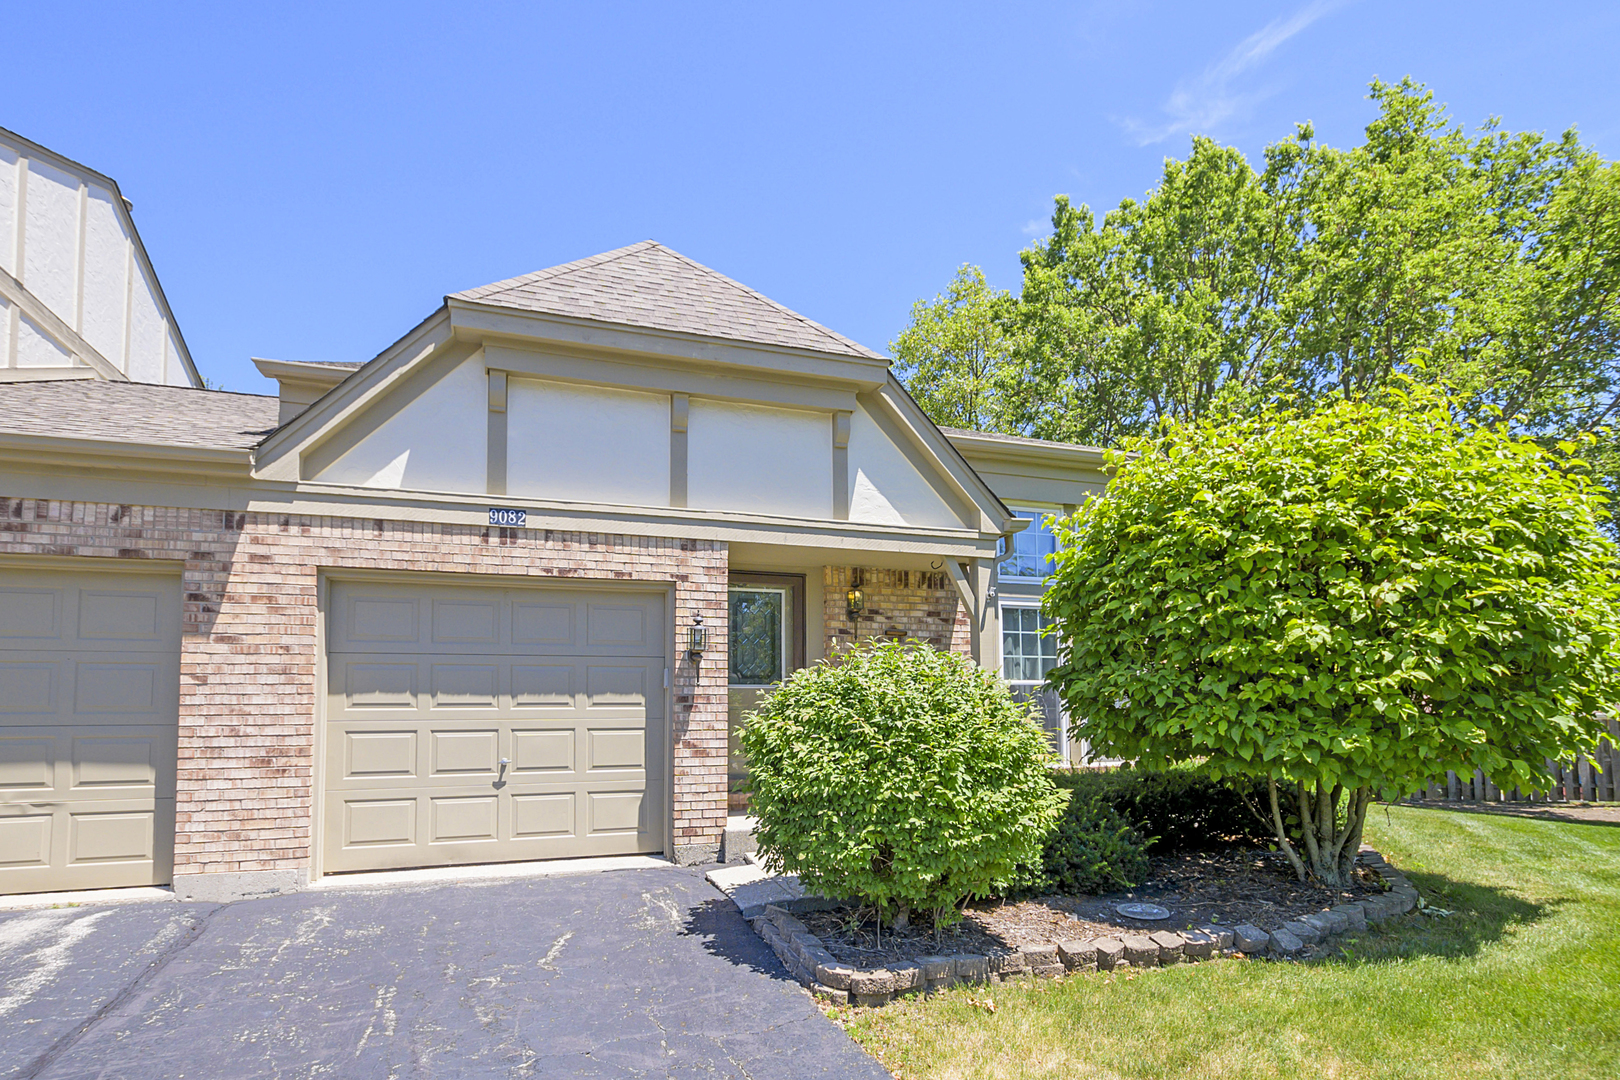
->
xmin=739 ymin=640 xmax=1065 ymax=928
xmin=1035 ymin=794 xmax=1150 ymax=894
xmin=1053 ymin=765 xmax=1274 ymax=851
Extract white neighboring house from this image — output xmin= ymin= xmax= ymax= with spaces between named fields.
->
xmin=0 ymin=126 xmax=200 ymax=387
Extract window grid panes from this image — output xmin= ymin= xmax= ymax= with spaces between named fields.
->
xmin=1001 ymin=605 xmax=1057 ymax=685
xmin=998 ymin=510 xmax=1057 ymax=580
xmin=729 ymin=587 xmax=786 ymax=687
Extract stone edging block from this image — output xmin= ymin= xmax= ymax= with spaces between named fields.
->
xmin=743 ymin=845 xmax=1417 ymax=1007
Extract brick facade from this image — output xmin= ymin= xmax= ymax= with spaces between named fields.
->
xmin=822 ymin=566 xmax=972 ymax=658
xmin=0 ymin=497 xmax=731 ymax=876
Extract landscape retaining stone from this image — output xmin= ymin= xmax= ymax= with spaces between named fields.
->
xmin=1332 ymin=904 xmax=1368 ymax=931
xmin=734 ymin=847 xmax=1412 ymax=1006
xmin=1269 ymin=926 xmax=1305 ymax=957
xmin=1233 ymin=925 xmax=1270 ymax=953
xmin=1282 ymin=920 xmax=1322 ymax=946
xmin=1121 ymin=935 xmax=1159 ymax=967
xmin=1150 ymin=930 xmax=1186 ymax=964
xmin=1181 ymin=930 xmax=1216 ymax=960
xmin=1057 ymin=939 xmax=1098 ymax=971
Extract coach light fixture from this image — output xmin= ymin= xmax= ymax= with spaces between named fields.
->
xmin=687 ymin=613 xmax=707 ymax=657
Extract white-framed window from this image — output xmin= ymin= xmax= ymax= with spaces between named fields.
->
xmin=998 ymin=508 xmax=1059 ymax=581
xmin=1001 ymin=600 xmax=1069 ymax=763
xmin=729 ymin=585 xmax=789 ymax=687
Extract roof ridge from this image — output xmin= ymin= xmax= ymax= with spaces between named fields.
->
xmin=653 ymin=245 xmax=880 ymax=358
xmin=455 ymin=241 xmax=659 ymax=301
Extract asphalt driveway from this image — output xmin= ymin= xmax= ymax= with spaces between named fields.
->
xmin=0 ymin=866 xmax=890 ymax=1080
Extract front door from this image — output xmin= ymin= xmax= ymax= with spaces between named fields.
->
xmin=726 ymin=573 xmax=804 ymax=806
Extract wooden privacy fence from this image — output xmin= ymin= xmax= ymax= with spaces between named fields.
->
xmin=1407 ymin=716 xmax=1620 ymax=805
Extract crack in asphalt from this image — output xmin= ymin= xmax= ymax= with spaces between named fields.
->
xmin=15 ymin=904 xmax=219 ymax=1080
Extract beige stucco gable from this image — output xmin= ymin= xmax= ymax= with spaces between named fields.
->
xmin=254 ymin=294 xmax=1016 ymax=544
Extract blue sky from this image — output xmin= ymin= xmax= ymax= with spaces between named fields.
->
xmin=6 ymin=2 xmax=1618 ymax=392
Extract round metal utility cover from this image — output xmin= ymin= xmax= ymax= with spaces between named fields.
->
xmin=1115 ymin=903 xmax=1171 ymax=920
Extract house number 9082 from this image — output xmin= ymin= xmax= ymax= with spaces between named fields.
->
xmin=488 ymin=508 xmax=527 ymax=527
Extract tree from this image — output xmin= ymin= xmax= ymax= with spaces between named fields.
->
xmin=897 ymin=80 xmax=1620 ymax=516
xmin=1043 ymin=385 xmax=1620 ymax=885
xmin=890 ymin=264 xmax=1020 ymax=433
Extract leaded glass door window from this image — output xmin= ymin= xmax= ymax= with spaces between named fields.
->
xmin=729 ymin=586 xmax=789 ymax=687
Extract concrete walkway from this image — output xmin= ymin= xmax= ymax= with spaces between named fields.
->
xmin=0 ymin=865 xmax=890 ymax=1080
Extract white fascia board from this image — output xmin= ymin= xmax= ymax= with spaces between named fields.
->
xmin=252 ymin=309 xmax=454 ymax=474
xmin=448 ymin=298 xmax=892 ymax=391
xmin=250 ymin=357 xmax=355 ymax=388
xmin=946 ymin=429 xmax=1112 ymax=471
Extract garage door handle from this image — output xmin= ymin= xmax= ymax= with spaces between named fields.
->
xmin=498 ymin=758 xmax=511 ymax=768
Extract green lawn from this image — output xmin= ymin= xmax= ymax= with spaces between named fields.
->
xmin=842 ymin=805 xmax=1620 ymax=1080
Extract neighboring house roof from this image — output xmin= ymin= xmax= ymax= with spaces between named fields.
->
xmin=0 ymin=379 xmax=278 ymax=451
xmin=0 ymin=125 xmax=203 ymax=388
xmin=939 ymin=427 xmax=1107 ymax=455
xmin=452 ymin=241 xmax=884 ymax=361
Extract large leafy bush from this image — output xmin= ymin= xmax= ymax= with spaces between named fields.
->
xmin=1054 ymin=765 xmax=1274 ymax=851
xmin=1047 ymin=386 xmax=1620 ymax=884
xmin=740 ymin=641 xmax=1064 ymax=927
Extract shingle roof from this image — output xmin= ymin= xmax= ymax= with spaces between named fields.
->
xmin=452 ymin=241 xmax=884 ymax=360
xmin=940 ymin=426 xmax=1106 ymax=454
xmin=0 ymin=380 xmax=280 ymax=452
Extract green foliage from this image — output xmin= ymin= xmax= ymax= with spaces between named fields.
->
xmin=889 ymin=264 xmax=1020 ymax=433
xmin=1053 ymin=765 xmax=1274 ymax=851
xmin=1045 ymin=384 xmax=1620 ymax=880
xmin=1032 ymin=792 xmax=1149 ymax=895
xmin=739 ymin=641 xmax=1065 ymax=925
xmin=896 ymin=79 xmax=1620 ymax=522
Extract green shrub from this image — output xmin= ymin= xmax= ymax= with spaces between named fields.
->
xmin=1034 ymin=793 xmax=1150 ymax=894
xmin=739 ymin=640 xmax=1065 ymax=928
xmin=1053 ymin=765 xmax=1274 ymax=851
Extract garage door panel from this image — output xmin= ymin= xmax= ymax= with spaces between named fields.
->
xmin=430 ymin=730 xmax=499 ymax=776
xmin=431 ymin=599 xmax=500 ymax=644
xmin=0 ymin=734 xmax=53 ymax=788
xmin=513 ymin=793 xmax=574 ymax=838
xmin=430 ymin=796 xmax=498 ymax=843
xmin=344 ymin=730 xmax=418 ymax=779
xmin=512 ymin=664 xmax=573 ymax=707
xmin=68 ymin=809 xmax=154 ymax=864
xmin=0 ymin=568 xmax=179 ymax=895
xmin=325 ymin=580 xmax=667 ymax=874
xmin=430 ymin=664 xmax=498 ymax=708
xmin=77 ymin=589 xmax=163 ymax=641
xmin=344 ymin=662 xmax=417 ymax=708
xmin=0 ymin=588 xmax=62 ymax=639
xmin=0 ymin=812 xmax=51 ymax=867
xmin=512 ymin=728 xmax=574 ymax=774
xmin=0 ymin=661 xmax=57 ymax=713
xmin=513 ymin=602 xmax=573 ymax=646
xmin=344 ymin=595 xmax=421 ymax=645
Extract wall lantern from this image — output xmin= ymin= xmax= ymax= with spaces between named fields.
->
xmin=846 ymin=586 xmax=865 ymax=621
xmin=687 ymin=613 xmax=707 ymax=657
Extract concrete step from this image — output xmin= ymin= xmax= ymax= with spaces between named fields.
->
xmin=720 ymin=814 xmax=758 ymax=865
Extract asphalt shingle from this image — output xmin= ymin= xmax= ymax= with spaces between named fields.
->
xmin=0 ymin=380 xmax=280 ymax=452
xmin=453 ymin=241 xmax=885 ymax=360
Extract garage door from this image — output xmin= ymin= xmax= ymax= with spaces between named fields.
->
xmin=323 ymin=579 xmax=668 ymax=874
xmin=0 ymin=566 xmax=180 ymax=895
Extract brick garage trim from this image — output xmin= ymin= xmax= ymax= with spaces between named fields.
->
xmin=0 ymin=497 xmax=730 ymax=876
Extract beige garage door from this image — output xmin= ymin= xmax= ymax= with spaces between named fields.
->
xmin=323 ymin=579 xmax=668 ymax=874
xmin=0 ymin=566 xmax=180 ymax=895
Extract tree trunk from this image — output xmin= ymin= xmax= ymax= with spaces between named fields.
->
xmin=1265 ymin=778 xmax=1372 ymax=887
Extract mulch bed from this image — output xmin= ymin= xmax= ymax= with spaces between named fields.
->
xmin=799 ymin=847 xmax=1388 ymax=968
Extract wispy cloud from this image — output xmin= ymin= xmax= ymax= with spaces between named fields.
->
xmin=1120 ymin=0 xmax=1352 ymax=146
